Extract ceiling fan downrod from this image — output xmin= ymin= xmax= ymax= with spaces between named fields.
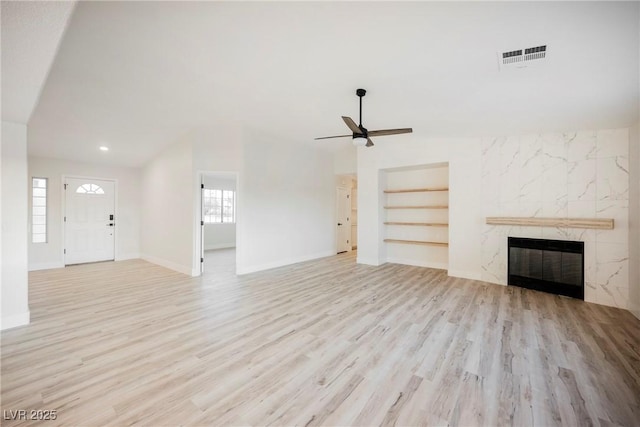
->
xmin=356 ymin=88 xmax=366 ymax=127
xmin=313 ymin=87 xmax=411 ymax=148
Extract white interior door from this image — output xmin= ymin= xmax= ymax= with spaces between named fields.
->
xmin=65 ymin=177 xmax=115 ymax=265
xmin=200 ymin=180 xmax=205 ymax=274
xmin=336 ymin=187 xmax=351 ymax=253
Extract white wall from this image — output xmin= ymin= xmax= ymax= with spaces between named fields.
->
xmin=27 ymin=156 xmax=141 ymax=270
xmin=189 ymin=127 xmax=336 ymax=275
xmin=358 ymin=128 xmax=631 ymax=309
xmin=141 ymin=137 xmax=194 ymax=275
xmin=383 ymin=164 xmax=449 ymax=269
xmin=352 ymin=185 xmax=358 ymax=249
xmin=629 ymin=122 xmax=640 ymax=319
xmin=236 ymin=130 xmax=335 ymax=274
xmin=1 ymin=122 xmax=29 ymax=330
xmin=334 ymin=145 xmax=357 ymax=175
xmin=204 ymin=224 xmax=235 ymax=250
xmin=203 ymin=175 xmax=236 ymax=250
xmin=190 ymin=127 xmax=244 ymax=274
xmin=358 ymin=136 xmax=482 ymax=279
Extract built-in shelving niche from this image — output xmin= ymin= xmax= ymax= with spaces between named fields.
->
xmin=382 ymin=162 xmax=449 ymax=270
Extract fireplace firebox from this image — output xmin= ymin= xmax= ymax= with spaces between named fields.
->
xmin=508 ymin=237 xmax=584 ymax=300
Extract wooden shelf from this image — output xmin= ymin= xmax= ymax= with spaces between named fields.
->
xmin=485 ymin=217 xmax=614 ymax=230
xmin=384 ymin=187 xmax=449 ymax=193
xmin=384 ymin=205 xmax=448 ymax=209
xmin=384 ymin=239 xmax=448 ymax=247
xmin=384 ymin=222 xmax=448 ymax=227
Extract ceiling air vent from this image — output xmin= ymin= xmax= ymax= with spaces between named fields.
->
xmin=498 ymin=45 xmax=547 ymax=70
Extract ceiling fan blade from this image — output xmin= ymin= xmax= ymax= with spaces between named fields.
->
xmin=368 ymin=128 xmax=413 ymax=137
xmin=341 ymin=116 xmax=362 ymax=134
xmin=366 ymin=138 xmax=374 ymax=147
xmin=314 ymin=135 xmax=352 ymax=140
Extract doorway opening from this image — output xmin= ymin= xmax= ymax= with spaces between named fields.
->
xmin=336 ymin=174 xmax=357 ymax=254
xmin=63 ymin=176 xmax=116 ymax=265
xmin=199 ymin=172 xmax=237 ymax=275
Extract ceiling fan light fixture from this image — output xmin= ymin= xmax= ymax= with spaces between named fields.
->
xmin=315 ymin=88 xmax=412 ymax=147
xmin=352 ymin=137 xmax=367 ymax=146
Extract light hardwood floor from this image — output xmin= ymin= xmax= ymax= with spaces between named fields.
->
xmin=2 ymin=251 xmax=639 ymax=426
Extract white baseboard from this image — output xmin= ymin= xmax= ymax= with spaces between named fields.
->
xmin=629 ymin=306 xmax=640 ymax=321
xmin=386 ymin=257 xmax=448 ymax=271
xmin=237 ymin=250 xmax=335 ymax=275
xmin=356 ymin=257 xmax=383 ymax=266
xmin=28 ymin=262 xmax=64 ymax=272
xmin=29 ymin=254 xmax=140 ymax=271
xmin=116 ymin=253 xmax=140 ymax=261
xmin=204 ymin=244 xmax=236 ymax=251
xmin=447 ymin=269 xmax=483 ymax=281
xmin=141 ymin=254 xmax=192 ymax=276
xmin=1 ymin=311 xmax=30 ymax=330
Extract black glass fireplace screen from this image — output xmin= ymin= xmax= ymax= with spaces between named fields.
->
xmin=508 ymin=237 xmax=584 ymax=299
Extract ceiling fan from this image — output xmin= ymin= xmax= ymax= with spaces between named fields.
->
xmin=315 ymin=88 xmax=412 ymax=147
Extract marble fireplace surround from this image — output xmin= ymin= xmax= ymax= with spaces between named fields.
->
xmin=481 ymin=129 xmax=629 ymax=309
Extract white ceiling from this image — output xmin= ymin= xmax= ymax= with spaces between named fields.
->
xmin=1 ymin=0 xmax=75 ymax=124
xmin=7 ymin=1 xmax=639 ymax=167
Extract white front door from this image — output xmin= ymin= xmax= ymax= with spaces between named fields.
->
xmin=336 ymin=187 xmax=351 ymax=253
xmin=64 ymin=177 xmax=115 ymax=265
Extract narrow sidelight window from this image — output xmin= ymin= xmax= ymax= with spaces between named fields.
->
xmin=32 ymin=177 xmax=47 ymax=243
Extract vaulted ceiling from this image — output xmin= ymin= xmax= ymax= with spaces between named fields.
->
xmin=1 ymin=1 xmax=75 ymax=123
xmin=3 ymin=1 xmax=639 ymax=167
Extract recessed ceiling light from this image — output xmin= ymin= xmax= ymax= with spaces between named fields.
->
xmin=99 ymin=146 xmax=109 ymax=152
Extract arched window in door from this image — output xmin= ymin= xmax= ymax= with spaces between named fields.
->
xmin=76 ymin=183 xmax=105 ymax=194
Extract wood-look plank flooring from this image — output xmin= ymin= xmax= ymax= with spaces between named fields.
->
xmin=2 ymin=250 xmax=640 ymax=426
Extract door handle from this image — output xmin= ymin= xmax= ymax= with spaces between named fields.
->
xmin=107 ymin=223 xmax=114 ymax=227
xmin=337 ymin=223 xmax=342 ymax=226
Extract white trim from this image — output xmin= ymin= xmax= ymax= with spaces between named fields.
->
xmin=1 ymin=311 xmax=30 ymax=330
xmin=204 ymin=243 xmax=236 ymax=251
xmin=237 ymin=250 xmax=335 ymax=275
xmin=357 ymin=256 xmax=384 ymax=266
xmin=28 ymin=262 xmax=64 ymax=271
xmin=630 ymin=308 xmax=640 ymax=321
xmin=115 ymin=253 xmax=140 ymax=261
xmin=447 ymin=269 xmax=483 ymax=281
xmin=29 ymin=254 xmax=140 ymax=271
xmin=195 ymin=170 xmax=239 ymax=276
xmin=141 ymin=254 xmax=193 ymax=276
xmin=385 ymin=257 xmax=448 ymax=271
xmin=200 ymin=173 xmax=204 ymax=275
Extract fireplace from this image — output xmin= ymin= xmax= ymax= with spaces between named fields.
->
xmin=508 ymin=237 xmax=584 ymax=300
